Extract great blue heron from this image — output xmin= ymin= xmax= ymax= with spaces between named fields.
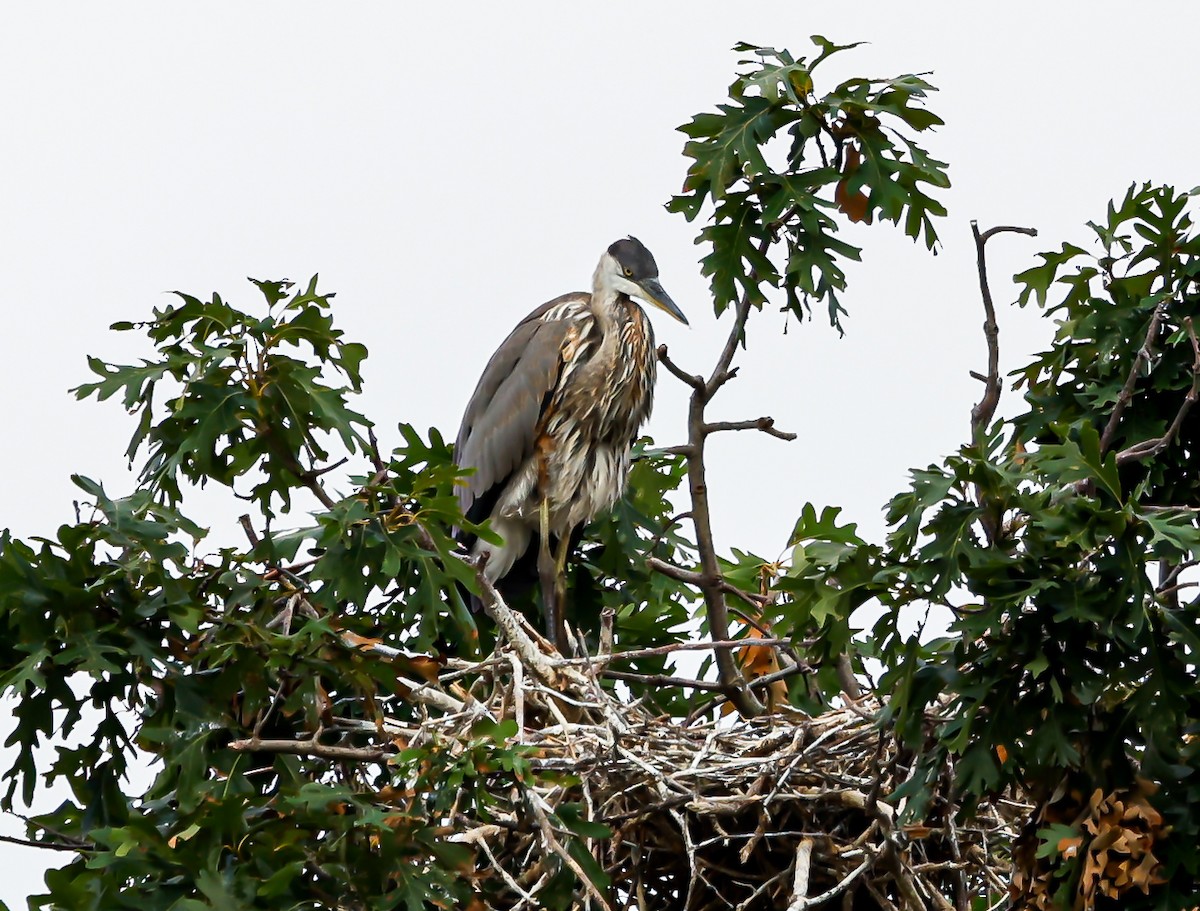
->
xmin=454 ymin=237 xmax=686 ymax=651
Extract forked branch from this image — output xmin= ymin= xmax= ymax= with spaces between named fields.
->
xmin=969 ymin=221 xmax=1036 ymax=546
xmin=657 ymin=238 xmax=791 ymax=718
xmin=969 ymin=221 xmax=1037 ymax=437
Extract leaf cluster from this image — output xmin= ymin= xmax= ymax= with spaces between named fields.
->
xmin=668 ymin=37 xmax=950 ymax=331
xmin=75 ymin=278 xmax=369 ymax=514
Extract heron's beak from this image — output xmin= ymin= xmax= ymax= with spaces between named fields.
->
xmin=636 ymin=278 xmax=688 ymax=326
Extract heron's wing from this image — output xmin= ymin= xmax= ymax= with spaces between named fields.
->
xmin=454 ymin=293 xmax=588 ymax=526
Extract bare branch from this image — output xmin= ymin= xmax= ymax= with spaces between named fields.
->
xmin=603 ymin=669 xmax=731 ymax=692
xmin=299 ymin=470 xmax=338 ymax=510
xmin=366 ymin=426 xmax=387 ymax=476
xmin=575 ymin=637 xmax=791 ymax=664
xmin=0 ymin=832 xmax=93 ymax=853
xmin=968 ymin=221 xmax=1036 ymax=548
xmin=475 ymin=574 xmax=563 ymax=687
xmin=651 ymin=555 xmax=776 ymax=629
xmin=686 ymin=660 xmax=813 ymax=723
xmin=647 ymin=509 xmax=694 ymax=552
xmin=306 ymin=456 xmax=349 ymax=478
xmin=787 ymin=850 xmax=874 ymax=910
xmin=977 ymin=224 xmax=1039 ymax=244
xmin=786 ymin=838 xmax=814 ymax=911
xmin=657 ymin=344 xmax=704 ymax=390
xmin=238 ymin=514 xmax=261 ymax=548
xmin=647 ymin=556 xmax=705 ymax=586
xmin=1158 ymin=558 xmax=1200 ymax=594
xmin=969 ymin=221 xmax=1037 ymax=436
xmin=262 ymin=556 xmax=321 ymax=582
xmin=227 ymin=737 xmax=392 ymax=763
xmin=707 ymin=295 xmax=754 ymax=401
xmin=648 ymin=557 xmax=812 ymax=674
xmin=705 ymin=417 xmax=797 ymax=442
xmin=835 ymin=654 xmax=863 ymax=701
xmin=660 ymin=443 xmax=697 ymax=457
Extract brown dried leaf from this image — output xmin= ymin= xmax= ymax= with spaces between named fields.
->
xmin=834 ymin=144 xmax=871 ymax=224
xmin=1057 ymin=835 xmax=1083 ymax=859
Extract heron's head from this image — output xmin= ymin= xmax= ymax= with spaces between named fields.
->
xmin=601 ymin=236 xmax=688 ymax=325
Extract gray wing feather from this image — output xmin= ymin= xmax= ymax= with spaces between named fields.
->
xmin=454 ymin=294 xmax=586 ymax=520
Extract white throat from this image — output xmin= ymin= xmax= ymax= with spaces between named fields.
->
xmin=591 ymin=252 xmax=643 ymax=317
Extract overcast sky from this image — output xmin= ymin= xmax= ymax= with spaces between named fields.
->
xmin=3 ymin=2 xmax=1199 ymax=902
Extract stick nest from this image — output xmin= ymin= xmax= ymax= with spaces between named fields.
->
xmin=368 ymin=601 xmax=1025 ymax=911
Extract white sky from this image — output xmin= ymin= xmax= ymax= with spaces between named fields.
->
xmin=2 ymin=2 xmax=1198 ymax=903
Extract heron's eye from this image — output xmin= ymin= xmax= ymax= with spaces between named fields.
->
xmin=624 ymin=268 xmax=633 ymax=277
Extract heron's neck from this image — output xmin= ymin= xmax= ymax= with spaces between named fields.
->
xmin=590 ymin=262 xmax=628 ymax=328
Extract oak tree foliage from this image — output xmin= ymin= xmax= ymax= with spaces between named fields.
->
xmin=1 ymin=38 xmax=1196 ymax=910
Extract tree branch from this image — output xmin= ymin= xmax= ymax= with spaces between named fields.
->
xmin=474 ymin=572 xmax=565 ymax=687
xmin=658 ymin=344 xmax=704 ymax=390
xmin=706 ymin=296 xmax=753 ymax=403
xmin=0 ymin=831 xmax=94 ymax=853
xmin=790 ymin=852 xmax=875 ymax=911
xmin=366 ymin=426 xmax=387 ymax=476
xmin=238 ymin=514 xmax=261 ymax=548
xmin=1114 ymin=316 xmax=1200 ymax=466
xmin=968 ymin=221 xmax=1036 ymax=547
xmin=648 ymin=556 xmax=811 ymax=674
xmin=969 ymin=221 xmax=1037 ymax=437
xmin=660 ymin=443 xmax=696 ymax=457
xmin=602 ymin=669 xmax=732 ymax=691
xmin=227 ymin=736 xmax=392 ymax=762
xmin=705 ymin=417 xmax=797 ymax=441
xmin=657 ymin=238 xmax=777 ymax=719
xmin=1100 ymin=299 xmax=1169 ymax=455
xmin=646 ymin=555 xmax=704 ymax=586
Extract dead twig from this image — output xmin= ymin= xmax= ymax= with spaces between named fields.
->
xmin=476 ymin=573 xmax=565 ymax=688
xmin=587 ymin=638 xmax=791 ymax=662
xmin=789 ymin=850 xmax=874 ymax=911
xmin=238 ymin=514 xmax=261 ymax=548
xmin=227 ymin=736 xmax=392 ymax=763
xmin=603 ymin=669 xmax=733 ymax=692
xmin=527 ymin=790 xmax=614 ymax=911
xmin=786 ymin=838 xmax=814 ymax=911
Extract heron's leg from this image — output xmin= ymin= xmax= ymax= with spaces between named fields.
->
xmin=537 ymin=497 xmax=562 ymax=652
xmin=553 ymin=529 xmax=572 ymax=651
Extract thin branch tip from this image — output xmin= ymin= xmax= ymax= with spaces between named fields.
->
xmin=658 ymin=344 xmax=704 ymax=390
